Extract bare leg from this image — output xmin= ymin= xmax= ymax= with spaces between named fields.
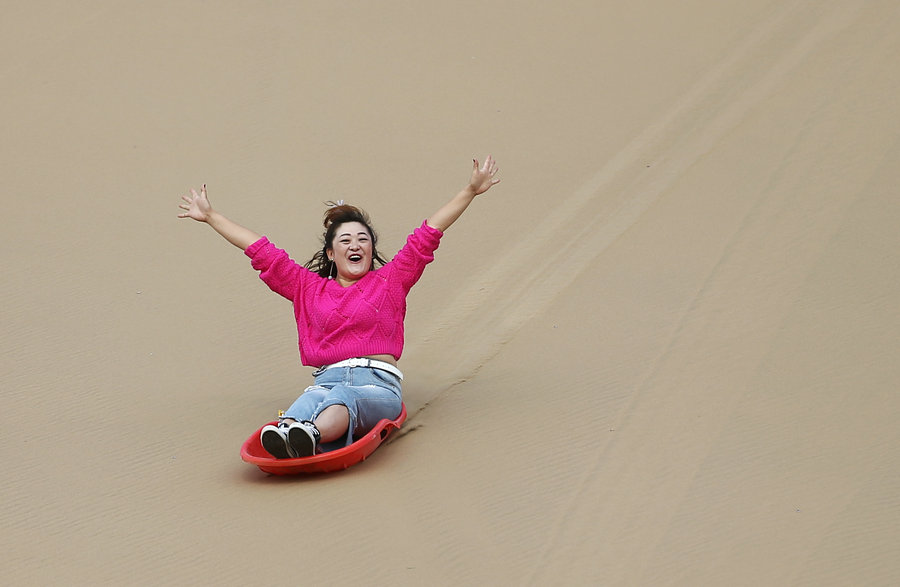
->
xmin=312 ymin=404 xmax=351 ymax=443
xmin=282 ymin=405 xmax=351 ymax=444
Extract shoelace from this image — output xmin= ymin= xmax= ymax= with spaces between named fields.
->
xmin=300 ymin=420 xmax=321 ymax=440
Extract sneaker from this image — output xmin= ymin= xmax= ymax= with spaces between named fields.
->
xmin=286 ymin=420 xmax=320 ymax=457
xmin=260 ymin=423 xmax=296 ymax=459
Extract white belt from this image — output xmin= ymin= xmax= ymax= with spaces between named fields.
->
xmin=314 ymin=358 xmax=403 ymax=380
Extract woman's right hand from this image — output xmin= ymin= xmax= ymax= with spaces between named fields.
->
xmin=177 ymin=185 xmax=263 ymax=250
xmin=178 ymin=184 xmax=213 ymax=222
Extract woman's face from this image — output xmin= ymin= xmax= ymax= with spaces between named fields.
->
xmin=328 ymin=221 xmax=373 ymax=285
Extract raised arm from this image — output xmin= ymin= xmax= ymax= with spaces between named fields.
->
xmin=178 ymin=184 xmax=262 ymax=250
xmin=426 ymin=156 xmax=500 ymax=232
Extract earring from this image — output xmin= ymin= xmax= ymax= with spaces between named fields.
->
xmin=328 ymin=258 xmax=336 ymax=279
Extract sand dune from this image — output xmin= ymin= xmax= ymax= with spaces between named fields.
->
xmin=2 ymin=1 xmax=899 ymax=584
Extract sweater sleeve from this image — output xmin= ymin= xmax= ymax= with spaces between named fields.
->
xmin=244 ymin=237 xmax=309 ymax=300
xmin=388 ymin=221 xmax=443 ymax=292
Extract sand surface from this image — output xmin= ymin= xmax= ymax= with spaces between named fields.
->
xmin=3 ymin=1 xmax=899 ymax=585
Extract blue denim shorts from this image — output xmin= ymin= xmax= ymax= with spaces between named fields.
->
xmin=281 ymin=366 xmax=403 ymax=452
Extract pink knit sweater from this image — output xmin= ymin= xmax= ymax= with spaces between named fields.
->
xmin=244 ymin=221 xmax=443 ymax=366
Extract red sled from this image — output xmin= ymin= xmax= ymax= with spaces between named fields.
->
xmin=240 ymin=403 xmax=407 ymax=475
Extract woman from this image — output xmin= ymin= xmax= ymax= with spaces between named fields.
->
xmin=178 ymin=156 xmax=500 ymax=458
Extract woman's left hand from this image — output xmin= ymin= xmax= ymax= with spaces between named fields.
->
xmin=469 ymin=155 xmax=500 ymax=195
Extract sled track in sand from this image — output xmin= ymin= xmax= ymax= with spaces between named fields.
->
xmin=408 ymin=0 xmax=863 ymax=405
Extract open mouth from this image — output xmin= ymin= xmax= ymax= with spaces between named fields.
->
xmin=348 ymin=254 xmax=363 ymax=263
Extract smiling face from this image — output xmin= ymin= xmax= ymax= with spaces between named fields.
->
xmin=327 ymin=221 xmax=374 ymax=286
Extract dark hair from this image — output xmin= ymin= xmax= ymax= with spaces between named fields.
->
xmin=304 ymin=202 xmax=387 ymax=278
